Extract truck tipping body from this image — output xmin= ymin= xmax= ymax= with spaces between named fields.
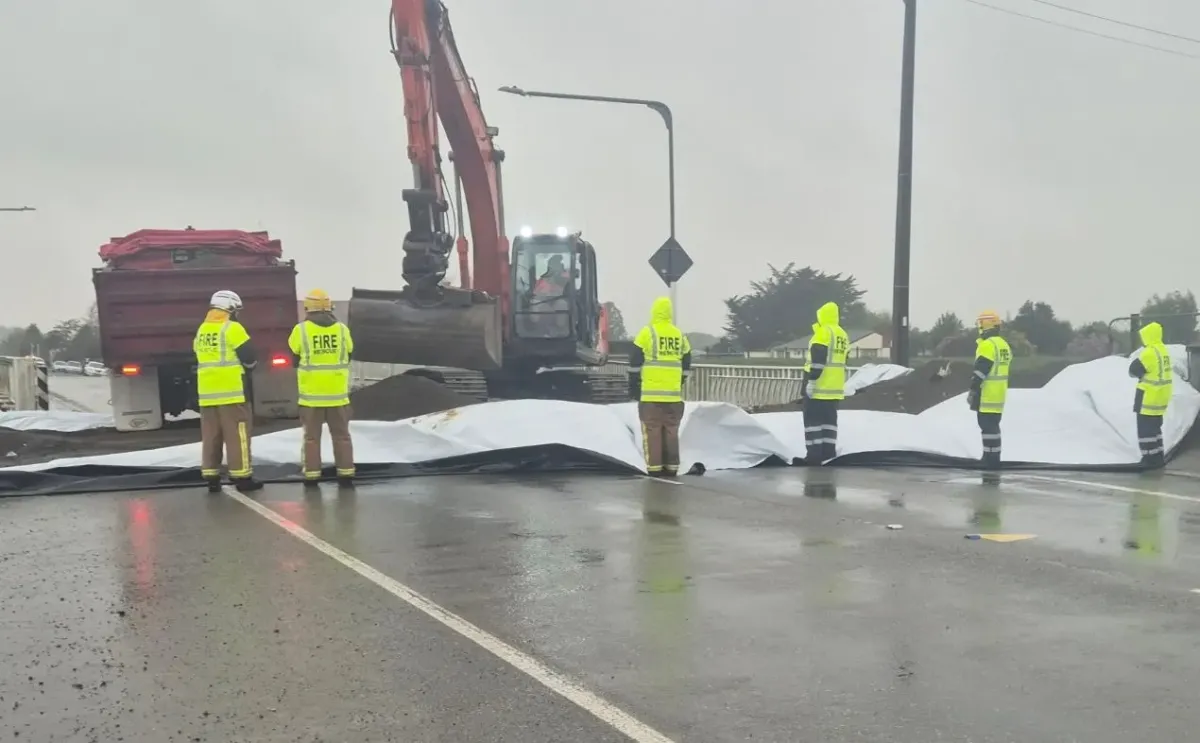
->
xmin=93 ymin=229 xmax=300 ymax=431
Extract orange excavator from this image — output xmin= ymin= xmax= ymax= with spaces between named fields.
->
xmin=347 ymin=0 xmax=625 ymax=402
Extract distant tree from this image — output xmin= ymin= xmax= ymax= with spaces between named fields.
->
xmin=2 ymin=321 xmax=45 ymax=357
xmin=936 ymin=328 xmax=1035 ymax=358
xmin=686 ymin=332 xmax=720 ymax=352
xmin=65 ymin=323 xmax=101 ymax=360
xmin=707 ymin=336 xmax=743 ymax=354
xmin=602 ymin=301 xmax=628 ymax=341
xmin=927 ymin=312 xmax=964 ymax=350
xmin=1065 ymin=320 xmax=1115 ymax=359
xmin=861 ymin=308 xmax=891 ymax=335
xmin=1140 ymin=291 xmax=1198 ymax=344
xmin=43 ymin=318 xmax=85 ymax=353
xmin=1009 ymin=300 xmax=1073 ymax=355
xmin=909 ymin=327 xmax=931 ymax=357
xmin=723 ymin=264 xmax=867 ymax=351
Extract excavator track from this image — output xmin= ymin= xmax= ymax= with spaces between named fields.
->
xmin=414 ymin=367 xmax=627 ymax=404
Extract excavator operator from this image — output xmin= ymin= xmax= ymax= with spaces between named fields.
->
xmin=530 ymin=254 xmax=572 ymax=337
xmin=533 ymin=254 xmax=570 ymax=295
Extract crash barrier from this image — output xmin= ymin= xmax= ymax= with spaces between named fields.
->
xmin=35 ymin=364 xmax=49 ymax=410
xmin=0 ymin=357 xmax=40 ymax=411
xmin=351 ymin=360 xmax=835 ymax=409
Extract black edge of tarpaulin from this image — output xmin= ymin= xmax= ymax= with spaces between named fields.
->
xmin=829 ymin=450 xmax=1145 ymax=473
xmin=0 ymin=444 xmax=639 ymax=497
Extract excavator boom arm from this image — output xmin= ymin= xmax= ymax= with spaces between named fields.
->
xmin=391 ymin=0 xmax=508 ymax=308
xmin=347 ymin=0 xmax=508 ymax=370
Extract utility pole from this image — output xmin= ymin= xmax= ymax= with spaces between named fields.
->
xmin=891 ymin=0 xmax=916 ymax=366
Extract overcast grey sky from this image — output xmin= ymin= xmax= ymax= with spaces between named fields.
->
xmin=3 ymin=0 xmax=1199 ymax=335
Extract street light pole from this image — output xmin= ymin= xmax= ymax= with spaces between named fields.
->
xmin=498 ymin=86 xmax=679 ymax=315
xmin=891 ymin=0 xmax=917 ymax=367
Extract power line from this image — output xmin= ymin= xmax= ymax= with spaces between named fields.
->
xmin=1025 ymin=0 xmax=1200 ymax=46
xmin=960 ymin=0 xmax=1200 ymax=60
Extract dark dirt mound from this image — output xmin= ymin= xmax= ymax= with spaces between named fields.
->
xmin=755 ymin=358 xmax=1078 ymax=415
xmin=0 ymin=374 xmax=479 ymax=467
xmin=347 ymin=373 xmax=478 ymax=421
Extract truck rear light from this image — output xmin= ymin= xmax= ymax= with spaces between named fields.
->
xmin=270 ymin=354 xmax=290 ymax=368
xmin=120 ymin=364 xmax=141 ymax=376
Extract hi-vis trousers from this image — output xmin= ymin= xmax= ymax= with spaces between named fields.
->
xmin=639 ymin=401 xmax=684 ymax=475
xmin=200 ymin=402 xmax=253 ymax=480
xmin=300 ymin=405 xmax=355 ymax=480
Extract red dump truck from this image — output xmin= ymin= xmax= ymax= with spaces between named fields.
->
xmin=93 ymin=229 xmax=299 ymax=432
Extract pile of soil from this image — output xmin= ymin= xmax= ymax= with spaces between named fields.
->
xmin=0 ymin=418 xmax=301 ymax=468
xmin=755 ymin=358 xmax=1076 ymax=415
xmin=347 ymin=373 xmax=478 ymax=421
xmin=0 ymin=374 xmax=480 ymax=467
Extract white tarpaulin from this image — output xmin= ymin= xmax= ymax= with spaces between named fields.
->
xmin=0 ymin=410 xmax=114 ymax=432
xmin=845 ymin=363 xmax=911 ymax=395
xmin=2 ymin=349 xmax=1197 ymax=478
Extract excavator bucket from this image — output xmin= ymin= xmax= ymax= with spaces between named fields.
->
xmin=347 ymin=286 xmax=503 ymax=370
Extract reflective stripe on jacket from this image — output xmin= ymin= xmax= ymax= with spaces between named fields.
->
xmin=632 ymin=297 xmax=690 ymax=403
xmin=288 ymin=320 xmax=353 ymax=407
xmin=194 ymin=319 xmax=250 ymax=406
xmin=1136 ymin=343 xmax=1172 ymax=417
xmin=976 ymin=335 xmax=1012 ymax=414
xmin=807 ymin=325 xmax=850 ymax=401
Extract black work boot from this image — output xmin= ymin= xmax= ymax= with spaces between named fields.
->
xmin=233 ymin=477 xmax=264 ymax=493
xmin=337 ymin=476 xmax=355 ymax=489
xmin=204 ymin=477 xmax=222 ymax=494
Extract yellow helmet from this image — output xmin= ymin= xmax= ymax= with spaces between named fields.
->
xmin=303 ymin=288 xmax=333 ymax=313
xmin=976 ymin=309 xmax=1001 ymax=332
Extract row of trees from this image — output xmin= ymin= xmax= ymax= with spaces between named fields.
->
xmin=691 ymin=264 xmax=1198 ymax=357
xmin=0 ymin=306 xmax=101 ymax=361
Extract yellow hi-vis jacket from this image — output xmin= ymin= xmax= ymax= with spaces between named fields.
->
xmin=976 ymin=334 xmax=1013 ymax=414
xmin=289 ymin=318 xmax=353 ymax=407
xmin=193 ymin=310 xmax=250 ymax=407
xmin=633 ymin=297 xmax=690 ymax=403
xmin=1135 ymin=322 xmax=1172 ymax=417
xmin=803 ymin=302 xmax=850 ymax=401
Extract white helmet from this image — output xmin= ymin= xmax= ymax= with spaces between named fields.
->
xmin=210 ymin=290 xmax=243 ymax=312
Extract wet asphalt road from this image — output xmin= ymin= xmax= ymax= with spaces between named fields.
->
xmin=5 ymin=467 xmax=1200 ymax=742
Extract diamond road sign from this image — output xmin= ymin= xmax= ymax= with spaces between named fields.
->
xmin=648 ymin=237 xmax=693 ymax=286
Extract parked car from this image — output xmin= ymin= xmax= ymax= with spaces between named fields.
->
xmin=61 ymin=361 xmax=83 ymax=375
xmin=51 ymin=360 xmax=73 ymax=374
xmin=84 ymin=361 xmax=108 ymax=377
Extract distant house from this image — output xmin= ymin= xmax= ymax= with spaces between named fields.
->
xmin=753 ymin=328 xmax=888 ymax=361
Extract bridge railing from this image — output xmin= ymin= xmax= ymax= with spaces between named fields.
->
xmin=350 ymin=360 xmax=859 ymax=409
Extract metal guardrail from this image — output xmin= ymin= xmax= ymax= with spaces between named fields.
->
xmin=350 ymin=359 xmax=837 ymax=409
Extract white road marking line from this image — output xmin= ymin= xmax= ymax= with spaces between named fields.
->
xmin=1015 ymin=474 xmax=1200 ymax=507
xmin=640 ymin=475 xmax=683 ymax=485
xmin=223 ymin=486 xmax=675 ymax=743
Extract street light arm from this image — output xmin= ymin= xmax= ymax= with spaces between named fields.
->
xmin=498 ymin=86 xmax=672 ymax=129
xmin=0 ymin=207 xmax=36 ymax=212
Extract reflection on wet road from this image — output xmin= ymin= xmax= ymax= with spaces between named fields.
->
xmin=6 ymin=466 xmax=1200 ymax=741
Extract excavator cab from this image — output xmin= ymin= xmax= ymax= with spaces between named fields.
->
xmin=508 ymin=232 xmax=606 ymax=367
